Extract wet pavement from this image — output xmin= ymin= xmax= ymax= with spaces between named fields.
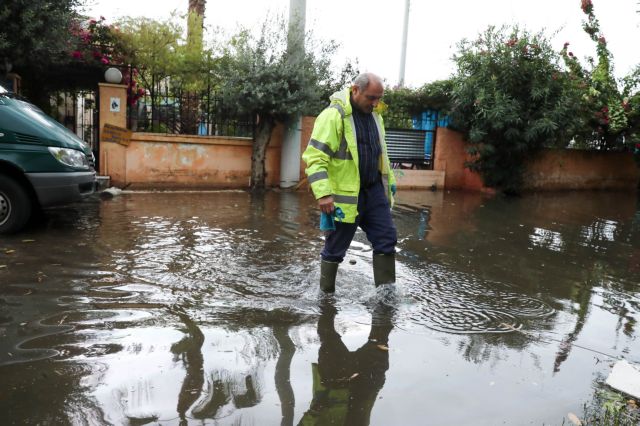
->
xmin=0 ymin=189 xmax=639 ymax=425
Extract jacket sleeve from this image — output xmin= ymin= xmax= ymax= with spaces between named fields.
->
xmin=302 ymin=108 xmax=342 ymax=200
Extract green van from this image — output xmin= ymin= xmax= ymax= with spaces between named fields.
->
xmin=0 ymin=85 xmax=96 ymax=234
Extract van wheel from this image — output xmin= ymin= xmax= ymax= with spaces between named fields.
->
xmin=0 ymin=175 xmax=32 ymax=234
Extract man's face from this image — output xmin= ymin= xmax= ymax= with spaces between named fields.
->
xmin=351 ymin=80 xmax=384 ymax=114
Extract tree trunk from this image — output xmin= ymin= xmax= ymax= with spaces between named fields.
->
xmin=188 ymin=0 xmax=206 ymax=16
xmin=180 ymin=92 xmax=199 ymax=135
xmin=251 ymin=115 xmax=275 ymax=189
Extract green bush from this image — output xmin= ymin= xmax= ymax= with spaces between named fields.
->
xmin=383 ymin=80 xmax=454 ymax=129
xmin=450 ymin=26 xmax=584 ymax=194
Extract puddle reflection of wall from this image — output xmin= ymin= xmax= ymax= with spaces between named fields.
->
xmin=413 ymin=191 xmax=487 ymax=246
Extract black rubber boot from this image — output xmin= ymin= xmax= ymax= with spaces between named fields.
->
xmin=373 ymin=253 xmax=395 ymax=286
xmin=320 ymin=260 xmax=339 ymax=293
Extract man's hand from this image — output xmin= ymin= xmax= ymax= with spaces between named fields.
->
xmin=317 ymin=195 xmax=335 ymax=214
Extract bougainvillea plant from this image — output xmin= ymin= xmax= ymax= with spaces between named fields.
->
xmin=122 ymin=68 xmax=146 ymax=106
xmin=69 ymin=16 xmax=118 ymax=66
xmin=561 ymin=0 xmax=640 ymax=151
xmin=69 ymin=17 xmax=146 ymax=105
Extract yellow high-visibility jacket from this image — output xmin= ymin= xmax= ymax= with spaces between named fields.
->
xmin=302 ymin=87 xmax=396 ymax=223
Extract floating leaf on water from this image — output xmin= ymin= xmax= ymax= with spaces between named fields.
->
xmin=4 ymin=250 xmax=15 ymax=254
xmin=0 ymin=265 xmax=6 ymax=269
xmin=567 ymin=412 xmax=582 ymax=425
xmin=349 ymin=373 xmax=359 ymax=380
xmin=499 ymin=323 xmax=521 ymax=332
xmin=21 ymin=240 xmax=35 ymax=243
xmin=377 ymin=345 xmax=389 ymax=351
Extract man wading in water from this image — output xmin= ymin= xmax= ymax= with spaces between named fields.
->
xmin=302 ymin=72 xmax=397 ymax=292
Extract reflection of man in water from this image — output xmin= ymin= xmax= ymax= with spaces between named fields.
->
xmin=299 ymin=300 xmax=394 ymax=426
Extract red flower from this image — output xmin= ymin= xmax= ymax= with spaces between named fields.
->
xmin=71 ymin=50 xmax=83 ymax=59
xmin=563 ymin=42 xmax=570 ymax=49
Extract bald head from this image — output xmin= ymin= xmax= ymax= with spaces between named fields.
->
xmin=352 ymin=73 xmax=383 ymax=91
xmin=351 ymin=73 xmax=384 ymax=114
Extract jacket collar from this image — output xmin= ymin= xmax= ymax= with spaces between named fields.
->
xmin=329 ymin=87 xmax=386 ymax=117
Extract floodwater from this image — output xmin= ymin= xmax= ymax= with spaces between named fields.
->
xmin=1 ymin=189 xmax=639 ymax=425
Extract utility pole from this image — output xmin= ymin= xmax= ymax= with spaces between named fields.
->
xmin=287 ymin=0 xmax=306 ymax=59
xmin=280 ymin=0 xmax=306 ymax=189
xmin=398 ymin=0 xmax=410 ymax=87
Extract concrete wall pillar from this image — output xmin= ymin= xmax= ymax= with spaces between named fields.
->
xmin=280 ymin=117 xmax=302 ymax=188
xmin=98 ymin=83 xmax=128 ymax=186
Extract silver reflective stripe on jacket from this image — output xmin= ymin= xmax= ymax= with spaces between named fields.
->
xmin=309 ymin=139 xmax=333 ymax=157
xmin=329 ymin=104 xmax=352 ymax=160
xmin=330 ymin=104 xmax=345 ymax=119
xmin=333 ymin=194 xmax=358 ymax=204
xmin=308 ymin=171 xmax=328 ymax=184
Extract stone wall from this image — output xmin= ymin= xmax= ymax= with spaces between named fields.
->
xmin=101 ymin=130 xmax=283 ymax=189
xmin=433 ymin=127 xmax=640 ymax=192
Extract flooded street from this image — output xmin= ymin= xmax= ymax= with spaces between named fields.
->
xmin=1 ymin=189 xmax=639 ymax=425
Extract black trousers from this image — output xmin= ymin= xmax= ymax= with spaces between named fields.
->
xmin=321 ymin=180 xmax=397 ymax=262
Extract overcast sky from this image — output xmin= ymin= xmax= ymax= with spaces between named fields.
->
xmin=84 ymin=0 xmax=640 ymax=88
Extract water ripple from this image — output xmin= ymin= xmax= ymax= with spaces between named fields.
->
xmin=396 ymin=262 xmax=555 ymax=334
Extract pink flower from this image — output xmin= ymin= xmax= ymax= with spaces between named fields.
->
xmin=71 ymin=50 xmax=83 ymax=59
xmin=101 ymin=57 xmax=109 ymax=64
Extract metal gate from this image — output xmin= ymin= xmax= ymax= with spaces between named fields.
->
xmin=385 ymin=109 xmax=450 ymax=170
xmin=386 ymin=128 xmax=431 ymax=169
xmin=48 ymin=90 xmax=100 ymax=155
